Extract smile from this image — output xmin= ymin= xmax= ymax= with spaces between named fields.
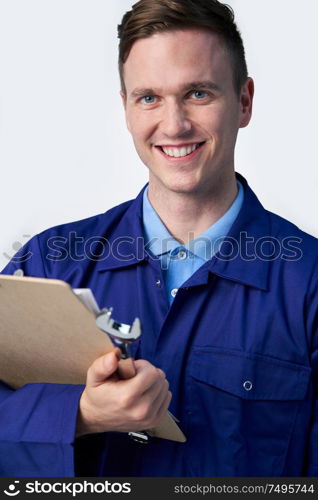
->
xmin=156 ymin=142 xmax=205 ymax=159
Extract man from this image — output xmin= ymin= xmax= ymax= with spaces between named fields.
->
xmin=1 ymin=0 xmax=318 ymax=477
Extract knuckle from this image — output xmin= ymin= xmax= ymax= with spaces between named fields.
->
xmin=134 ymin=359 xmax=149 ymax=370
xmin=133 ymin=404 xmax=150 ymax=423
xmin=86 ymin=364 xmax=95 ymax=381
xmin=145 ymin=363 xmax=158 ymax=376
xmin=157 ymin=378 xmax=169 ymax=395
xmin=157 ymin=368 xmax=166 ymax=378
xmin=150 ymin=365 xmax=164 ymax=382
xmin=118 ymin=391 xmax=134 ymax=410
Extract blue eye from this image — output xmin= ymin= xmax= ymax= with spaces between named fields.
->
xmin=141 ymin=95 xmax=155 ymax=104
xmin=192 ymin=90 xmax=208 ymax=99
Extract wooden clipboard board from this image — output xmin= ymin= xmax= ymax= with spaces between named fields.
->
xmin=0 ymin=274 xmax=186 ymax=443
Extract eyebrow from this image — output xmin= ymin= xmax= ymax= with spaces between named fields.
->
xmin=130 ymin=81 xmax=221 ymax=98
xmin=183 ymin=81 xmax=221 ymax=93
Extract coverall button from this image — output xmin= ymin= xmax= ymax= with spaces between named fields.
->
xmin=243 ymin=380 xmax=253 ymax=391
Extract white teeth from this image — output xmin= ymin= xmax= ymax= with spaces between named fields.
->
xmin=180 ymin=147 xmax=187 ymax=157
xmin=161 ymin=143 xmax=200 ymax=157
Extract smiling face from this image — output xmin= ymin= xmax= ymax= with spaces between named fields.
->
xmin=122 ymin=29 xmax=253 ymax=198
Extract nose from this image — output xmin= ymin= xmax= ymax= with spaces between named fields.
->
xmin=160 ymin=100 xmax=192 ymax=138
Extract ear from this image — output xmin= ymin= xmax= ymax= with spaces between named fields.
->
xmin=239 ymin=77 xmax=254 ymax=128
xmin=120 ymin=90 xmax=131 ymax=132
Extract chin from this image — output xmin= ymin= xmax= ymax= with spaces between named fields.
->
xmin=160 ymin=177 xmax=205 ymax=195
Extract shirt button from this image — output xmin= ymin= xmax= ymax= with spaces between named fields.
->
xmin=243 ymin=380 xmax=253 ymax=391
xmin=177 ymin=249 xmax=187 ymax=260
xmin=171 ymin=288 xmax=178 ymax=298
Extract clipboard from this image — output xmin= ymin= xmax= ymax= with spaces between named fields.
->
xmin=0 ymin=274 xmax=186 ymax=443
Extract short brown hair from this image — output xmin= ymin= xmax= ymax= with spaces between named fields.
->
xmin=118 ymin=0 xmax=248 ymax=97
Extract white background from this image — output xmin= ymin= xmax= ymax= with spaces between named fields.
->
xmin=0 ymin=0 xmax=317 ymax=270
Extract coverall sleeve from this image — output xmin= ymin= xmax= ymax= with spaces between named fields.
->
xmin=304 ymin=269 xmax=318 ymax=476
xmin=1 ymin=233 xmax=47 ymax=278
xmin=0 ymin=381 xmax=84 ymax=444
xmin=0 ymin=237 xmax=85 ymax=461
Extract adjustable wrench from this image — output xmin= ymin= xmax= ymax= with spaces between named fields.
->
xmin=96 ymin=307 xmax=149 ymax=442
xmin=96 ymin=308 xmax=141 ymax=380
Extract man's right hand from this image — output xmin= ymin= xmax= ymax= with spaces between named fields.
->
xmin=76 ymin=348 xmax=172 ymax=437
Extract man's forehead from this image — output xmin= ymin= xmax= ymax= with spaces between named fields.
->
xmin=123 ymin=29 xmax=230 ymax=95
xmin=128 ymin=28 xmax=225 ymax=52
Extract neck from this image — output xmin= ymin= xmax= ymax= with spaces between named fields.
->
xmin=147 ymin=174 xmax=238 ymax=244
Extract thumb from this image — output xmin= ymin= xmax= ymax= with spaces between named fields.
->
xmin=86 ymin=348 xmax=121 ymax=387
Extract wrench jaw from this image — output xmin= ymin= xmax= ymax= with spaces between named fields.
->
xmin=129 ymin=317 xmax=142 ymax=342
xmin=96 ymin=308 xmax=141 ymax=343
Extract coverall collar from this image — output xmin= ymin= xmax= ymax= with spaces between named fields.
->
xmin=96 ymin=173 xmax=270 ymax=291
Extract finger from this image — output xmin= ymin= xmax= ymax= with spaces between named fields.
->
xmin=130 ymin=361 xmax=167 ymax=395
xmin=154 ymin=390 xmax=173 ymax=424
xmin=141 ymin=374 xmax=169 ymax=400
xmin=143 ymin=378 xmax=170 ymax=416
xmin=86 ymin=349 xmax=120 ymax=387
xmin=133 ymin=377 xmax=169 ymax=426
xmin=117 ymin=357 xmax=136 ymax=380
xmin=134 ymin=360 xmax=165 ymax=379
xmin=142 ymin=390 xmax=172 ymax=431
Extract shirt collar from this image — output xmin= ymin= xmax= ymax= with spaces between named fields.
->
xmin=96 ymin=174 xmax=270 ymax=291
xmin=142 ymin=188 xmax=178 ymax=256
xmin=143 ymin=182 xmax=244 ymax=261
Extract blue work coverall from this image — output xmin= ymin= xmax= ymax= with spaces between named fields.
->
xmin=1 ymin=174 xmax=318 ymax=477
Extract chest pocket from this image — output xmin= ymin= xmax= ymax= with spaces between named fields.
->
xmin=187 ymin=347 xmax=312 ymax=476
xmin=190 ymin=347 xmax=311 ymax=400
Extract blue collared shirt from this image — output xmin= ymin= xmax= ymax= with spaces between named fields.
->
xmin=143 ymin=182 xmax=244 ymax=303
